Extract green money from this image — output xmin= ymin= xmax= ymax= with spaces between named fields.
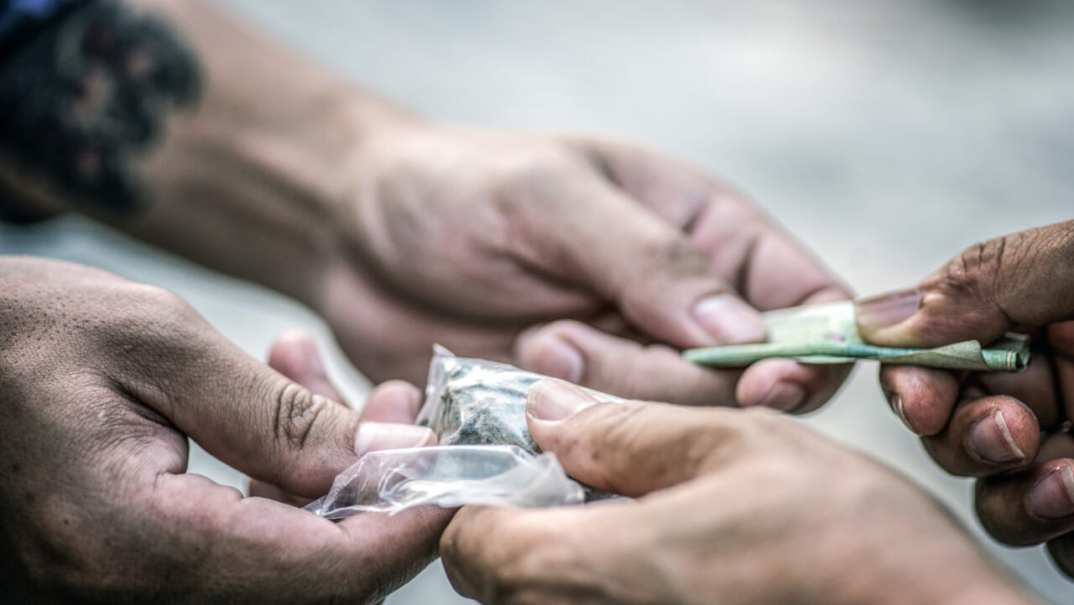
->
xmin=683 ymin=301 xmax=1030 ymax=372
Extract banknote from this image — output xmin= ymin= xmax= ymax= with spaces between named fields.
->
xmin=683 ymin=301 xmax=1029 ymax=371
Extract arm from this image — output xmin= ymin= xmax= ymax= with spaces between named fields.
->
xmin=0 ymin=0 xmax=403 ymax=300
xmin=1 ymin=0 xmax=853 ymax=414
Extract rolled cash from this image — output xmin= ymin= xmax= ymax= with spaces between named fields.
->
xmin=683 ymin=301 xmax=1030 ymax=372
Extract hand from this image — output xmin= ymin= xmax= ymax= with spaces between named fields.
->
xmin=0 ymin=257 xmax=447 ymax=603
xmin=439 ymin=380 xmax=1029 ymax=605
xmin=856 ymin=220 xmax=1074 ymax=575
xmin=0 ymin=0 xmax=849 ymax=413
xmin=318 ymin=120 xmax=851 ymax=412
xmin=247 ymin=330 xmax=432 ymax=506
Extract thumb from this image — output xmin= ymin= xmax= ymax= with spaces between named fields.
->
xmin=138 ymin=325 xmax=432 ymax=499
xmin=524 ymin=379 xmax=742 ymax=496
xmin=513 ymin=175 xmax=765 ymax=347
xmin=857 ymin=221 xmax=1074 ymax=347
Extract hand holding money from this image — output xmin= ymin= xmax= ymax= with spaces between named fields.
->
xmin=863 ymin=221 xmax=1074 ymax=577
xmin=684 ymin=300 xmax=1030 ymax=371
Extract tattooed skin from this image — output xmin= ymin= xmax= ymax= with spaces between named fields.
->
xmin=0 ymin=0 xmax=202 ymax=214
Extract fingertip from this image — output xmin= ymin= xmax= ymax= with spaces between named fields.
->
xmin=515 ymin=327 xmax=585 ymax=383
xmin=927 ymin=395 xmax=1039 ymax=477
xmin=268 ymin=329 xmax=319 ymax=377
xmin=354 ymin=421 xmax=436 ymax=458
xmin=735 ymin=359 xmax=812 ymax=412
xmin=363 ymin=380 xmax=424 ymax=423
xmin=879 ymin=365 xmax=959 ymax=436
xmin=692 ymin=294 xmax=766 ymax=345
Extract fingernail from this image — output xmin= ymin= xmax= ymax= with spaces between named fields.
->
xmin=856 ymin=289 xmax=922 ymax=332
xmin=965 ymin=410 xmax=1025 ymax=465
xmin=1027 ymin=466 xmax=1074 ymax=520
xmin=527 ymin=379 xmax=596 ymax=422
xmin=692 ymin=295 xmax=766 ymax=344
xmin=529 ymin=336 xmax=584 ymax=383
xmin=754 ymin=381 xmax=806 ymax=412
xmin=354 ymin=422 xmax=435 ymax=457
xmin=888 ymin=394 xmax=916 ymax=433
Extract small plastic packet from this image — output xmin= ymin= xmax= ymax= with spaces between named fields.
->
xmin=307 ymin=347 xmax=615 ymax=519
xmin=418 ymin=345 xmax=620 ymax=451
xmin=306 ymin=445 xmax=584 ymax=518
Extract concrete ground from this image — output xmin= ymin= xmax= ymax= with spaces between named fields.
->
xmin=2 ymin=1 xmax=1072 ymax=602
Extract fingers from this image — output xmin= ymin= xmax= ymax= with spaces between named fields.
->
xmin=147 ymin=472 xmax=450 ymax=601
xmin=920 ymin=395 xmax=1039 ymax=477
xmin=256 ymin=332 xmax=431 ymax=501
xmin=976 ymin=433 xmax=1074 ymax=546
xmin=524 ymin=379 xmax=746 ymax=496
xmin=267 ymin=331 xmax=346 ymax=403
xmin=735 ymin=358 xmax=851 ymax=414
xmin=857 ymin=220 xmax=1074 ymax=347
xmin=880 ymin=353 xmax=1063 ymax=436
xmin=124 ymin=313 xmax=429 ymax=498
xmin=361 ymin=380 xmax=424 ymax=424
xmin=505 ymin=169 xmax=765 ymax=349
xmin=440 ymin=504 xmax=613 ymax=603
xmin=517 ymin=319 xmax=848 ymax=412
xmin=268 ymin=331 xmax=425 ymax=426
xmin=575 ymin=139 xmax=852 ymax=311
xmin=515 ymin=320 xmax=740 ymax=406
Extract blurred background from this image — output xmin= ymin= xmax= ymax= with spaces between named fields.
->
xmin=2 ymin=0 xmax=1072 ymax=602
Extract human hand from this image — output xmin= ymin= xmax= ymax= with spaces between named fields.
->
xmin=439 ymin=380 xmax=1030 ymax=605
xmin=0 ymin=257 xmax=448 ymax=603
xmin=0 ymin=0 xmax=848 ymax=413
xmin=856 ymin=220 xmax=1074 ymax=575
xmin=247 ymin=330 xmax=432 ymax=506
xmin=319 ymin=121 xmax=851 ymax=412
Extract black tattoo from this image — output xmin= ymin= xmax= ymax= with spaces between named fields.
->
xmin=0 ymin=0 xmax=202 ymax=215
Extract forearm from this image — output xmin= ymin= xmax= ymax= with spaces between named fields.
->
xmin=120 ymin=0 xmax=413 ymax=300
xmin=0 ymin=0 xmax=410 ymax=302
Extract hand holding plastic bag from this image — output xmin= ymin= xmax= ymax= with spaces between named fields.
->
xmin=307 ymin=347 xmax=607 ymax=519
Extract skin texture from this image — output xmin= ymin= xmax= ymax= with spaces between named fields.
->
xmin=0 ymin=257 xmax=449 ymax=604
xmin=856 ymin=220 xmax=1074 ymax=577
xmin=440 ymin=380 xmax=1035 ymax=605
xmin=0 ymin=0 xmax=852 ymax=414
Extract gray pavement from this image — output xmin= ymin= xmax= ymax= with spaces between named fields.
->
xmin=3 ymin=1 xmax=1072 ymax=602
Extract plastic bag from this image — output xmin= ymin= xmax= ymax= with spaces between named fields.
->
xmin=306 ymin=445 xmax=584 ymax=518
xmin=307 ymin=347 xmax=614 ymax=519
xmin=418 ymin=345 xmax=620 ymax=451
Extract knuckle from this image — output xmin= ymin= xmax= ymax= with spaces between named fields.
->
xmin=271 ymin=381 xmax=330 ymax=451
xmin=491 ymin=148 xmax=587 ymax=218
xmin=941 ymin=238 xmax=1003 ymax=300
xmin=106 ymin=284 xmax=203 ymax=340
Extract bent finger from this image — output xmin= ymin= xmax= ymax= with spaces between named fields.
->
xmin=976 ymin=433 xmax=1074 ymax=546
xmin=922 ymin=395 xmax=1038 ymax=477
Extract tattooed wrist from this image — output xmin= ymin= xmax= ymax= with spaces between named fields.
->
xmin=0 ymin=0 xmax=201 ymax=215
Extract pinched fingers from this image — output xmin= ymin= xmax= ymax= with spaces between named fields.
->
xmin=516 ymin=319 xmax=741 ymax=406
xmin=252 ymin=332 xmax=432 ymax=503
xmin=517 ymin=319 xmax=847 ymax=413
xmin=524 ymin=380 xmax=757 ymax=496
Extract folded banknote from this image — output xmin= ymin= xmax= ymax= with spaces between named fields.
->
xmin=683 ymin=301 xmax=1029 ymax=372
